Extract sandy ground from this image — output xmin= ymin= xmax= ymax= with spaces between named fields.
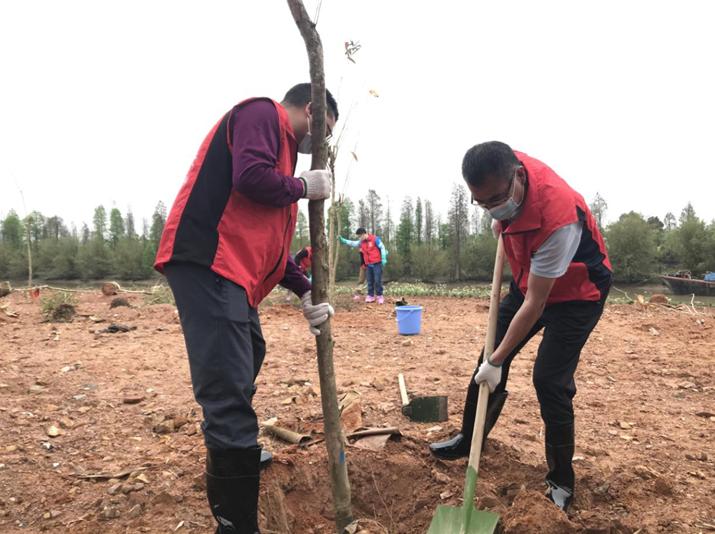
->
xmin=1 ymin=289 xmax=714 ymax=533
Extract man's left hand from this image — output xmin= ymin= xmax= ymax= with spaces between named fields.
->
xmin=474 ymin=357 xmax=502 ymax=393
xmin=301 ymin=291 xmax=335 ymax=335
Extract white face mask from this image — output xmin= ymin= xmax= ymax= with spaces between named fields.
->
xmin=297 ymin=114 xmax=312 ymax=154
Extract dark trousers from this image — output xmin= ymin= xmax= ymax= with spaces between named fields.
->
xmin=366 ymin=263 xmax=383 ymax=296
xmin=462 ymin=284 xmax=607 ymax=490
xmin=165 ymin=262 xmax=265 ymax=450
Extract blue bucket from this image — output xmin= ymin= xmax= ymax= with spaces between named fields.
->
xmin=395 ymin=305 xmax=423 ymax=335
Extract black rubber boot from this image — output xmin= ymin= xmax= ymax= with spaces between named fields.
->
xmin=259 ymin=449 xmax=272 ymax=469
xmin=251 ymin=385 xmax=272 ymax=471
xmin=544 ymin=422 xmax=575 ymax=512
xmin=206 ymin=447 xmax=261 ymax=534
xmin=430 ymin=389 xmax=508 ymax=460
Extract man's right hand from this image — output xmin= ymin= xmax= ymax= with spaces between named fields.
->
xmin=300 ymin=170 xmax=332 ymax=200
xmin=474 ymin=357 xmax=502 ymax=393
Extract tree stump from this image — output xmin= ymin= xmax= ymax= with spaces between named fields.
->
xmin=109 ymin=297 xmax=131 ymax=309
xmin=0 ymin=281 xmax=11 ymax=298
xmin=101 ymin=282 xmax=120 ymax=296
xmin=51 ymin=304 xmax=76 ymax=322
xmin=649 ymin=293 xmax=669 ymax=304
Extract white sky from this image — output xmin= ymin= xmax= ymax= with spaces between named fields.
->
xmin=1 ymin=0 xmax=714 ymax=230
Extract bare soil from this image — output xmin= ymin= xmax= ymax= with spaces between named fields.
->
xmin=1 ymin=290 xmax=714 ymax=533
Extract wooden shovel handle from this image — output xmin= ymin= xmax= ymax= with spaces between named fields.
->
xmin=398 ymin=373 xmax=410 ymax=407
xmin=468 ymin=236 xmax=505 ymax=473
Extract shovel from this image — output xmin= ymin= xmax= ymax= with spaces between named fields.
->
xmin=398 ymin=373 xmax=448 ymax=422
xmin=427 ymin=236 xmax=505 ymax=534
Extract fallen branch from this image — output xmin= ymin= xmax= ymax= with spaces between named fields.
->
xmin=10 ymin=283 xmax=154 ymax=296
xmin=13 ymin=285 xmax=94 ymax=294
xmin=611 ymin=285 xmax=632 ymax=302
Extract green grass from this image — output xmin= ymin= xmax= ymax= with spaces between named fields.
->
xmin=335 ymin=282 xmax=495 ymax=299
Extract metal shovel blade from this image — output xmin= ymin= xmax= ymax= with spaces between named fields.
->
xmin=401 ymin=395 xmax=448 ymax=422
xmin=427 ymin=468 xmax=499 ymax=534
xmin=427 ymin=505 xmax=499 ymax=534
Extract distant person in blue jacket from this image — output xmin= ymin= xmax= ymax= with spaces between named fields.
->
xmin=339 ymin=227 xmax=388 ymax=304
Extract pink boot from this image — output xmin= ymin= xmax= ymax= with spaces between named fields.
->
xmin=353 ymin=294 xmax=361 ymax=302
xmin=377 ymin=296 xmax=385 ymax=305
xmin=365 ymin=295 xmax=376 ymax=303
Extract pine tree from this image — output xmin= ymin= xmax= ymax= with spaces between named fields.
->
xmin=125 ymin=210 xmax=137 ymax=239
xmin=414 ymin=197 xmax=423 ymax=244
xmin=365 ymin=190 xmax=383 ymax=234
xmin=448 ymin=184 xmax=470 ymax=280
xmin=109 ymin=208 xmax=125 ymax=247
xmin=149 ymin=202 xmax=167 ymax=249
xmin=424 ymin=200 xmax=435 ymax=247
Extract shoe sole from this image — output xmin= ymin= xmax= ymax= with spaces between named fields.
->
xmin=429 ymin=448 xmax=469 ymax=461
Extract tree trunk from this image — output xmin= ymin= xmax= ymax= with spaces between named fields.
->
xmin=26 ymin=225 xmax=33 ymax=288
xmin=330 ymin=203 xmax=341 ymax=301
xmin=286 ymin=2 xmax=353 ymax=531
xmin=327 ymin=151 xmax=337 ymax=303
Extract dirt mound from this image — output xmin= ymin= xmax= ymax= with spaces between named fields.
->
xmin=501 ymin=490 xmax=577 ymax=533
xmin=262 ymin=440 xmax=445 ymax=533
xmin=260 ymin=439 xmax=573 ymax=533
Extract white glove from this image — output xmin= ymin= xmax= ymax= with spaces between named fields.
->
xmin=474 ymin=357 xmax=502 ymax=393
xmin=300 ymin=170 xmax=332 ymax=200
xmin=491 ymin=219 xmax=501 ymax=239
xmin=301 ymin=291 xmax=335 ymax=335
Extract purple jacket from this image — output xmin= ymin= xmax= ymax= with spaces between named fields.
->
xmin=230 ymin=100 xmax=311 ymax=298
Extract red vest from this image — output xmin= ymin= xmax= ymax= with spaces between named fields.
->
xmin=498 ymin=151 xmax=612 ymax=305
xmin=154 ymin=98 xmax=298 ymax=307
xmin=360 ymin=235 xmax=382 ymax=264
xmin=297 ymin=246 xmax=312 ymax=274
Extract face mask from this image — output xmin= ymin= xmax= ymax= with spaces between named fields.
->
xmin=488 ymin=197 xmax=521 ymax=221
xmin=297 ymin=114 xmax=312 ymax=154
xmin=486 ymin=174 xmax=524 ymax=221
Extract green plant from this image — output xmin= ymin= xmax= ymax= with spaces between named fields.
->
xmin=334 ymin=282 xmax=495 ymax=299
xmin=41 ymin=291 xmax=77 ymax=322
xmin=143 ymin=284 xmax=175 ymax=305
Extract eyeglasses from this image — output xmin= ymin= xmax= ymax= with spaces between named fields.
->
xmin=470 ymin=168 xmax=520 ymax=209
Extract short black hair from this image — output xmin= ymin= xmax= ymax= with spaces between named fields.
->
xmin=355 ymin=227 xmax=367 ymax=235
xmin=462 ymin=141 xmax=519 ymax=187
xmin=283 ymin=83 xmax=339 ymax=121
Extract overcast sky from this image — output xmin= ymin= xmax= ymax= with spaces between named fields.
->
xmin=1 ymin=1 xmax=714 ymax=231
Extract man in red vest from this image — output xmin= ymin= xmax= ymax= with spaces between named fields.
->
xmin=155 ymin=84 xmax=338 ymax=534
xmin=430 ymin=142 xmax=612 ymax=513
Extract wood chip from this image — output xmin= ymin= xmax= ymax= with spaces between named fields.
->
xmin=75 ymin=466 xmax=148 ymax=480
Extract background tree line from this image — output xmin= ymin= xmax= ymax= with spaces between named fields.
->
xmin=1 ymin=189 xmax=714 ymax=284
xmin=292 ymin=188 xmax=715 ymax=284
xmin=0 ymin=203 xmax=167 ymax=281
